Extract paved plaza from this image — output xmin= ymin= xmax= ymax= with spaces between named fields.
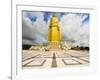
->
xmin=22 ymin=50 xmax=89 ymax=69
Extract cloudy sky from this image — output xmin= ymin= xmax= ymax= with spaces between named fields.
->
xmin=22 ymin=11 xmax=89 ymax=47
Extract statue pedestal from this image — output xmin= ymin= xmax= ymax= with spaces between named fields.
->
xmin=48 ymin=42 xmax=61 ymax=51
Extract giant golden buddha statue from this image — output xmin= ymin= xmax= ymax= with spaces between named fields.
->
xmin=48 ymin=13 xmax=61 ymax=50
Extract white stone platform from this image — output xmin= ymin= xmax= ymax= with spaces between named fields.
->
xmin=22 ymin=50 xmax=89 ymax=69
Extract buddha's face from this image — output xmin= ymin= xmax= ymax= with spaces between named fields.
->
xmin=50 ymin=16 xmax=58 ymax=26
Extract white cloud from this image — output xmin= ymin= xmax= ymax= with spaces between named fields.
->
xmin=22 ymin=12 xmax=48 ymax=45
xmin=60 ymin=13 xmax=89 ymax=47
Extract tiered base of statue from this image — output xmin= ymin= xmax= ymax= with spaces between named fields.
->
xmin=47 ymin=42 xmax=61 ymax=51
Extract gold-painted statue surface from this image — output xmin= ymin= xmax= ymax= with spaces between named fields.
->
xmin=48 ymin=14 xmax=61 ymax=50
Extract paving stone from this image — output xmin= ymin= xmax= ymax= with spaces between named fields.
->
xmin=22 ymin=50 xmax=89 ymax=68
